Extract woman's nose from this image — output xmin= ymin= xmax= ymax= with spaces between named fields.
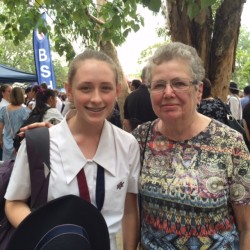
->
xmin=163 ymin=83 xmax=174 ymax=96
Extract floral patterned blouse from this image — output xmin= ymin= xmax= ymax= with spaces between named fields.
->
xmin=197 ymin=98 xmax=228 ymax=124
xmin=133 ymin=119 xmax=250 ymax=250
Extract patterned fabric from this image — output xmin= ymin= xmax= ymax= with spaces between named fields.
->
xmin=197 ymin=98 xmax=228 ymax=124
xmin=133 ymin=119 xmax=250 ymax=250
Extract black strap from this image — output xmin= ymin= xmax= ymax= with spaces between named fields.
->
xmin=140 ymin=122 xmax=152 ymax=173
xmin=139 ymin=121 xmax=152 ymax=243
xmin=26 ymin=127 xmax=105 ymax=211
xmin=26 ymin=127 xmax=50 ymax=209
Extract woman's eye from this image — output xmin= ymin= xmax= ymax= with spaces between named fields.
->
xmin=153 ymin=82 xmax=165 ymax=90
xmin=173 ymin=81 xmax=186 ymax=87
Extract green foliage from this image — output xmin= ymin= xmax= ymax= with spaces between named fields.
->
xmin=0 ymin=0 xmax=148 ymax=61
xmin=141 ymin=0 xmax=161 ymax=12
xmin=200 ymin=0 xmax=217 ymax=9
xmin=185 ymin=0 xmax=216 ymax=20
xmin=232 ymin=26 xmax=250 ymax=88
xmin=137 ymin=41 xmax=170 ymax=65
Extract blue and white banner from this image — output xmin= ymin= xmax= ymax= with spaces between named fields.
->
xmin=33 ymin=12 xmax=56 ymax=89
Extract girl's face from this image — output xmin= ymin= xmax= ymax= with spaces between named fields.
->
xmin=150 ymin=59 xmax=202 ymax=123
xmin=48 ymin=96 xmax=57 ymax=108
xmin=66 ymin=59 xmax=120 ymax=125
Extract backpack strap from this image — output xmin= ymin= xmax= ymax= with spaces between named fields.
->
xmin=140 ymin=121 xmax=152 ymax=173
xmin=138 ymin=121 xmax=152 ymax=244
xmin=25 ymin=127 xmax=50 ymax=209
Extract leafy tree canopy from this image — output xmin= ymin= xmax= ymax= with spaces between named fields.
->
xmin=0 ymin=0 xmax=217 ymax=62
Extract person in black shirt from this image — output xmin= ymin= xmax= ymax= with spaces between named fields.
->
xmin=123 ymin=66 xmax=157 ymax=131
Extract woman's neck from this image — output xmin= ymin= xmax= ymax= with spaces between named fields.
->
xmin=157 ymin=113 xmax=210 ymax=141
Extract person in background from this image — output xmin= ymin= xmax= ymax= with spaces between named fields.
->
xmin=197 ymin=78 xmax=228 ymax=124
xmin=30 ymin=85 xmax=40 ymax=110
xmin=130 ymin=79 xmax=141 ymax=91
xmin=5 ymin=50 xmax=140 ymax=250
xmin=227 ymin=81 xmax=243 ymax=122
xmin=0 ymin=84 xmax=12 ymax=160
xmin=0 ymin=87 xmax=30 ymax=160
xmin=133 ymin=42 xmax=250 ymax=249
xmin=24 ymin=87 xmax=35 ymax=110
xmin=54 ymin=89 xmax=64 ymax=113
xmin=30 ymin=87 xmax=63 ymax=125
xmin=0 ymin=84 xmax=12 ymax=109
xmin=243 ymin=102 xmax=250 ymax=151
xmin=241 ymin=85 xmax=250 ymax=111
xmin=123 ymin=66 xmax=157 ymax=132
xmin=108 ymin=101 xmax=122 ymax=128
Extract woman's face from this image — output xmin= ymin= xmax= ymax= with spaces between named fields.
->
xmin=150 ymin=59 xmax=202 ymax=123
xmin=66 ymin=59 xmax=120 ymax=125
xmin=3 ymin=86 xmax=12 ymax=101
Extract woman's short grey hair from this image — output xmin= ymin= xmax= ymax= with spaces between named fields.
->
xmin=146 ymin=42 xmax=205 ymax=84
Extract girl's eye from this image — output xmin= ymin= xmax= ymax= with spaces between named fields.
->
xmin=101 ymin=86 xmax=113 ymax=91
xmin=80 ymin=86 xmax=92 ymax=91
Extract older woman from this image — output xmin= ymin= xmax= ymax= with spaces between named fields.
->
xmin=133 ymin=42 xmax=250 ymax=249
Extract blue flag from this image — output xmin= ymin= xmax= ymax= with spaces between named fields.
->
xmin=33 ymin=12 xmax=56 ymax=89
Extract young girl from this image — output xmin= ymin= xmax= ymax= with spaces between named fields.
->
xmin=5 ymin=50 xmax=140 ymax=250
xmin=29 ymin=87 xmax=63 ymax=125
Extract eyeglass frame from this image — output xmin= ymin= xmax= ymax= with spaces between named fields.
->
xmin=148 ymin=78 xmax=198 ymax=93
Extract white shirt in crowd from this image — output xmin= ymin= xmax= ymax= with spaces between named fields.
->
xmin=228 ymin=95 xmax=243 ymax=120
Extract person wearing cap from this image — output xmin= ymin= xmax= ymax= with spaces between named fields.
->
xmin=227 ymin=81 xmax=243 ymax=122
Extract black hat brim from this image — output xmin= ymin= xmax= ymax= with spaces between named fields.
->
xmin=7 ymin=195 xmax=110 ymax=250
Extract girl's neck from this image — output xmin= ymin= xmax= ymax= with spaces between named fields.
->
xmin=67 ymin=114 xmax=104 ymax=159
xmin=69 ymin=115 xmax=104 ymax=135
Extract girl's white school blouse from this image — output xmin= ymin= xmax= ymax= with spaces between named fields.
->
xmin=5 ymin=111 xmax=141 ymax=250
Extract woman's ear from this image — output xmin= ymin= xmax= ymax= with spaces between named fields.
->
xmin=197 ymin=82 xmax=203 ymax=103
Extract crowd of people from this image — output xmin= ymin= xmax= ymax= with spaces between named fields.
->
xmin=1 ymin=42 xmax=250 ymax=250
xmin=0 ymin=84 xmax=66 ymax=161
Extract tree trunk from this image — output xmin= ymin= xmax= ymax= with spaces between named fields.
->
xmin=166 ymin=0 xmax=245 ymax=101
xmin=209 ymin=0 xmax=245 ymax=100
xmin=99 ymin=40 xmax=129 ymax=119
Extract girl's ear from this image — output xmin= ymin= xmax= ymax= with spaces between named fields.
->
xmin=116 ymin=83 xmax=122 ymax=97
xmin=65 ymin=82 xmax=73 ymax=102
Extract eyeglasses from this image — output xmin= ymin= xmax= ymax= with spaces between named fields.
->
xmin=149 ymin=78 xmax=197 ymax=93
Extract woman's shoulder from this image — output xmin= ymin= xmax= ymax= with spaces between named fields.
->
xmin=132 ymin=120 xmax=156 ymax=135
xmin=206 ymin=119 xmax=246 ymax=145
